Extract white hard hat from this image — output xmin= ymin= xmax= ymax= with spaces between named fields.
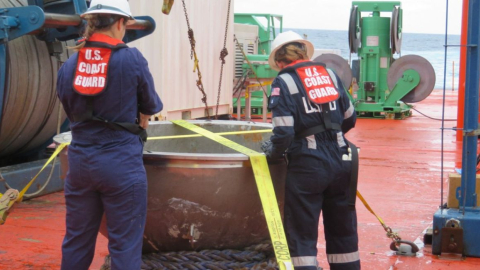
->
xmin=268 ymin=31 xmax=314 ymax=71
xmin=82 ymin=0 xmax=135 ymax=24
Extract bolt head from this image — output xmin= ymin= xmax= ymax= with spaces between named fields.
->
xmin=29 ymin=13 xmax=38 ymax=24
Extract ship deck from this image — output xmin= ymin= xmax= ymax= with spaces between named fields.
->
xmin=1 ymin=90 xmax=480 ymax=269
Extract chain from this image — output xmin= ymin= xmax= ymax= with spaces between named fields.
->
xmin=233 ymin=35 xmax=268 ymax=97
xmin=214 ymin=0 xmax=232 ymax=119
xmin=382 ymin=224 xmax=402 ymax=242
xmin=181 ymin=0 xmax=210 ymax=119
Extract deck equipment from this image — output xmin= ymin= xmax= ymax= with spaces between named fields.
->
xmin=432 ymin=0 xmax=480 ymax=258
xmin=0 ymin=0 xmax=155 ymax=198
xmin=321 ymin=1 xmax=436 ymax=119
xmin=232 ymin=13 xmax=283 ymax=121
xmin=54 ymin=121 xmax=292 ymax=266
xmin=0 ymin=0 xmax=155 ymax=161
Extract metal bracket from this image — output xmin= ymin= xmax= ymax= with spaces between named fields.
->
xmin=123 ymin=16 xmax=157 ymax=44
xmin=182 ymin=224 xmax=201 ymax=248
xmin=390 ymin=240 xmax=420 ymax=256
xmin=441 ymin=227 xmax=464 ymax=254
xmin=384 ymin=69 xmax=420 ymax=106
xmin=464 ymin=129 xmax=480 ymax=136
xmin=0 ymin=6 xmax=45 ymax=43
xmin=440 ymin=219 xmax=464 ymax=255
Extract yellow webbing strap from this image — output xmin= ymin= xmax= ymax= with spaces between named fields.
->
xmin=18 ymin=143 xmax=69 ymax=200
xmin=171 ymin=120 xmax=293 ymax=270
xmin=356 ymin=190 xmax=386 ymax=226
xmin=0 ymin=143 xmax=68 ymax=224
xmin=148 ymin=129 xmax=271 ymax=140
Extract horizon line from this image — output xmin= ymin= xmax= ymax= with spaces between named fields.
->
xmin=279 ymin=27 xmax=461 ymax=36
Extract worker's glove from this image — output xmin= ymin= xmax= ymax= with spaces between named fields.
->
xmin=261 ymin=140 xmax=274 ymax=157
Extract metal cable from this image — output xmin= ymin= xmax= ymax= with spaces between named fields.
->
xmin=440 ymin=0 xmax=449 ymax=211
xmin=404 ymin=103 xmax=456 ymax=121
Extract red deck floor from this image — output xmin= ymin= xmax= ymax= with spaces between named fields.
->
xmin=1 ymin=90 xmax=480 ymax=269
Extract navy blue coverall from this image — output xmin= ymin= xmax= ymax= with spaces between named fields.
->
xmin=268 ymin=61 xmax=359 ymax=270
xmin=56 ymin=33 xmax=163 ymax=270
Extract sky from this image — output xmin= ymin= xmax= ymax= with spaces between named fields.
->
xmin=234 ymin=0 xmax=463 ymax=35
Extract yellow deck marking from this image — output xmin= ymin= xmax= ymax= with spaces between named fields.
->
xmin=171 ymin=120 xmax=293 ymax=270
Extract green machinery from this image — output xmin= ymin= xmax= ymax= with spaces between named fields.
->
xmin=232 ymin=14 xmax=282 ymax=119
xmin=316 ymin=1 xmax=436 ymax=119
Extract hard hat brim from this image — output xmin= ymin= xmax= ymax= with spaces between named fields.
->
xmin=81 ymin=10 xmax=135 ymax=21
xmin=268 ymin=39 xmax=315 ymax=71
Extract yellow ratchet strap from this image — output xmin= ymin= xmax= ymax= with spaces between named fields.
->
xmin=171 ymin=120 xmax=293 ymax=270
xmin=0 ymin=143 xmax=68 ymax=225
xmin=356 ymin=190 xmax=386 ymax=225
xmin=148 ymin=129 xmax=272 ymax=140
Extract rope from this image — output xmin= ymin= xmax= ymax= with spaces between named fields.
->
xmin=100 ymin=242 xmax=279 ymax=270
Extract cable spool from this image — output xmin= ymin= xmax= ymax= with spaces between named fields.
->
xmin=387 ymin=55 xmax=436 ymax=103
xmin=314 ymin=53 xmax=353 ymax=89
xmin=390 ymin=7 xmax=402 ymax=54
xmin=0 ymin=0 xmax=68 ymax=160
xmin=348 ymin=6 xmax=361 ymax=54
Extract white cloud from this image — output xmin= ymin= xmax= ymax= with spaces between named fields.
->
xmin=234 ymin=0 xmax=463 ymax=35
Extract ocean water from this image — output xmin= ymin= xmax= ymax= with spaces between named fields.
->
xmin=288 ymin=29 xmax=461 ymax=90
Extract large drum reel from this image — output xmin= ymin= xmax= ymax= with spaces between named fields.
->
xmin=348 ymin=6 xmax=361 ymax=54
xmin=313 ymin=53 xmax=353 ymax=89
xmin=387 ymin=55 xmax=436 ymax=103
xmin=390 ymin=6 xmax=402 ymax=54
xmin=0 ymin=0 xmax=68 ymax=160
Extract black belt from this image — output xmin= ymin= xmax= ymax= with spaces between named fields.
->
xmin=72 ymin=97 xmax=147 ymax=142
xmin=294 ymin=123 xmax=341 ymax=140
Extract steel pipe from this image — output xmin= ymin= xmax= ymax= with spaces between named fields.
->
xmin=34 ymin=12 xmax=153 ymax=31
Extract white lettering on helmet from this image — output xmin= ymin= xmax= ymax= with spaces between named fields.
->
xmin=309 ymin=89 xmax=317 ymax=99
xmin=98 ymin=77 xmax=105 ymax=87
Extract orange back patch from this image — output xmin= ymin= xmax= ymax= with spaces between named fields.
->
xmin=296 ymin=65 xmax=339 ymax=104
xmin=73 ymin=47 xmax=112 ymax=96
